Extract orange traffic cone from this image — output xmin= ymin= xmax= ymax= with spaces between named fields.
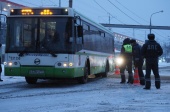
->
xmin=133 ymin=67 xmax=140 ymax=85
xmin=114 ymin=65 xmax=120 ymax=75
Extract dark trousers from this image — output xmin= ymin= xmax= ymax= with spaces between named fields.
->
xmin=138 ymin=59 xmax=145 ymax=80
xmin=145 ymin=58 xmax=160 ymax=88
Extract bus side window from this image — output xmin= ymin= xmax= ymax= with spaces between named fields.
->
xmin=77 ymin=25 xmax=83 ymax=37
xmin=75 ymin=25 xmax=83 ymax=44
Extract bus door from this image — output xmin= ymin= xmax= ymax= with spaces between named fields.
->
xmin=74 ymin=17 xmax=83 ymax=52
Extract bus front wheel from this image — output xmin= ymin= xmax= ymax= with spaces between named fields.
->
xmin=25 ymin=77 xmax=38 ymax=84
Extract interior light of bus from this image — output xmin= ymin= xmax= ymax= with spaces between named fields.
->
xmin=69 ymin=63 xmax=73 ymax=67
xmin=21 ymin=9 xmax=34 ymax=15
xmin=40 ymin=9 xmax=53 ymax=15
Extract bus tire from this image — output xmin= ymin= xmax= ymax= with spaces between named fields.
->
xmin=102 ymin=61 xmax=109 ymax=77
xmin=25 ymin=77 xmax=38 ymax=84
xmin=77 ymin=64 xmax=89 ymax=84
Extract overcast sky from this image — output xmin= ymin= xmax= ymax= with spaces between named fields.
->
xmin=8 ymin=0 xmax=170 ymax=43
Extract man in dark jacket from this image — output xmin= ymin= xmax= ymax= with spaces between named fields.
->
xmin=119 ymin=38 xmax=133 ymax=84
xmin=141 ymin=34 xmax=163 ymax=89
xmin=130 ymin=39 xmax=145 ymax=85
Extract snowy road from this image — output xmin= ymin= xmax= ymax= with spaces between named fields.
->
xmin=0 ymin=62 xmax=170 ymax=112
xmin=0 ymin=76 xmax=170 ymax=112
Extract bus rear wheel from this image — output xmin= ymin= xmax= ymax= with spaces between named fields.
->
xmin=77 ymin=65 xmax=89 ymax=84
xmin=102 ymin=62 xmax=109 ymax=77
xmin=25 ymin=77 xmax=38 ymax=84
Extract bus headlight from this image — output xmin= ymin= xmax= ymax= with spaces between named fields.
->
xmin=69 ymin=62 xmax=73 ymax=67
xmin=115 ymin=57 xmax=124 ymax=66
xmin=63 ymin=63 xmax=67 ymax=67
xmin=8 ymin=62 xmax=13 ymax=66
xmin=56 ymin=62 xmax=73 ymax=67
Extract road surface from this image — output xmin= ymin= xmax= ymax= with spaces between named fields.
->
xmin=0 ymin=68 xmax=170 ymax=112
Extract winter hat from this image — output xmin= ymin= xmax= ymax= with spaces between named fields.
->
xmin=123 ymin=38 xmax=130 ymax=44
xmin=130 ymin=39 xmax=136 ymax=43
xmin=148 ymin=34 xmax=155 ymax=40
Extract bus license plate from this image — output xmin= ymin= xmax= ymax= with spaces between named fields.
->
xmin=29 ymin=70 xmax=45 ymax=74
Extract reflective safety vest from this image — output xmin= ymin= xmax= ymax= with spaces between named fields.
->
xmin=123 ymin=44 xmax=132 ymax=53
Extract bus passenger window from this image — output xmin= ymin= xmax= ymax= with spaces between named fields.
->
xmin=77 ymin=25 xmax=83 ymax=37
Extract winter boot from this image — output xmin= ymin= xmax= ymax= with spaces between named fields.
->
xmin=0 ymin=77 xmax=3 ymax=81
xmin=155 ymin=79 xmax=160 ymax=89
xmin=127 ymin=73 xmax=133 ymax=84
xmin=120 ymin=73 xmax=126 ymax=84
xmin=0 ymin=73 xmax=2 ymax=81
xmin=143 ymin=80 xmax=151 ymax=90
xmin=140 ymin=77 xmax=145 ymax=85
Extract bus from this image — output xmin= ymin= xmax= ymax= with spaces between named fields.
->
xmin=4 ymin=7 xmax=115 ymax=84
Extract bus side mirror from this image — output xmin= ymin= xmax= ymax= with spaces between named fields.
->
xmin=77 ymin=25 xmax=83 ymax=37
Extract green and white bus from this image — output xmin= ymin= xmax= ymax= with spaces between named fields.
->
xmin=4 ymin=7 xmax=115 ymax=84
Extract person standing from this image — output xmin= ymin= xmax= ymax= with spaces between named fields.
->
xmin=0 ymin=43 xmax=3 ymax=81
xmin=141 ymin=34 xmax=163 ymax=89
xmin=119 ymin=38 xmax=133 ymax=84
xmin=130 ymin=39 xmax=145 ymax=85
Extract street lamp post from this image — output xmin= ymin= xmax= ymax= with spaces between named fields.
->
xmin=149 ymin=10 xmax=163 ymax=33
xmin=69 ymin=0 xmax=73 ymax=8
xmin=59 ymin=0 xmax=61 ymax=7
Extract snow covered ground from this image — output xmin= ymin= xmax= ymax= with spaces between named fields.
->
xmin=0 ymin=62 xmax=170 ymax=112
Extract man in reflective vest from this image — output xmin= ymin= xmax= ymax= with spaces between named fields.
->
xmin=142 ymin=34 xmax=163 ymax=89
xmin=119 ymin=38 xmax=133 ymax=84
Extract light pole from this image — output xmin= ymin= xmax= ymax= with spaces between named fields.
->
xmin=59 ymin=0 xmax=61 ymax=7
xmin=149 ymin=10 xmax=163 ymax=34
xmin=69 ymin=0 xmax=73 ymax=8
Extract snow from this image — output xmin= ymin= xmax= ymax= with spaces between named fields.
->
xmin=0 ymin=62 xmax=170 ymax=112
xmin=159 ymin=61 xmax=170 ymax=68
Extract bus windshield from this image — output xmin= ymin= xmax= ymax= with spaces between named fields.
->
xmin=6 ymin=17 xmax=73 ymax=54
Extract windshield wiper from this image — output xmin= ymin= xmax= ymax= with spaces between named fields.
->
xmin=18 ymin=51 xmax=25 ymax=57
xmin=41 ymin=46 xmax=57 ymax=57
xmin=18 ymin=46 xmax=32 ymax=57
xmin=18 ymin=49 xmax=28 ymax=57
xmin=49 ymin=51 xmax=57 ymax=57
